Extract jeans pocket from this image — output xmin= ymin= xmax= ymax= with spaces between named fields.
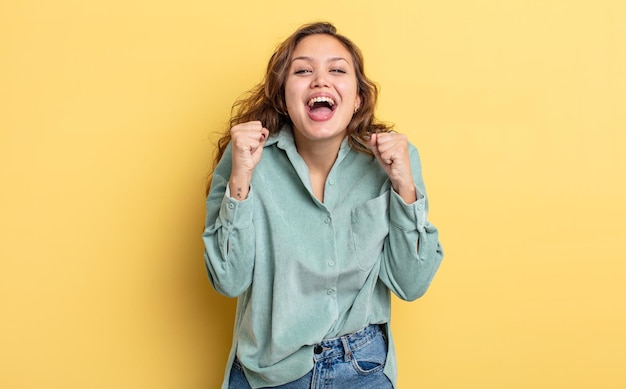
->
xmin=232 ymin=357 xmax=244 ymax=371
xmin=350 ymin=332 xmax=388 ymax=375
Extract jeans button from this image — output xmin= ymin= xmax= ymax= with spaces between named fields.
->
xmin=314 ymin=345 xmax=323 ymax=354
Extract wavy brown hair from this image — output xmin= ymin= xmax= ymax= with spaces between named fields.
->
xmin=208 ymin=22 xmax=392 ymax=192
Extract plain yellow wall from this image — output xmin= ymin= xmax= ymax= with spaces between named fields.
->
xmin=2 ymin=0 xmax=625 ymax=388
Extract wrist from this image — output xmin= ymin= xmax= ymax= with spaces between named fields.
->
xmin=392 ymin=181 xmax=417 ymax=204
xmin=229 ymin=174 xmax=252 ymax=200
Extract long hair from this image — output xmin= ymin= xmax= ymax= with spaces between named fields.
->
xmin=208 ymin=22 xmax=392 ymax=193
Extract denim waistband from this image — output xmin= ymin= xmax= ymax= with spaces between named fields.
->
xmin=313 ymin=324 xmax=385 ymax=360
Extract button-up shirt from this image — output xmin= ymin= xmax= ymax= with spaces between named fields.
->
xmin=203 ymin=126 xmax=443 ymax=388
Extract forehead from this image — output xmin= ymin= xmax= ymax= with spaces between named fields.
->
xmin=291 ymin=34 xmax=353 ymax=62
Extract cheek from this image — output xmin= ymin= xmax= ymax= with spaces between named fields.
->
xmin=338 ymin=80 xmax=359 ymax=100
xmin=284 ymin=81 xmax=301 ymax=108
xmin=283 ymin=89 xmax=296 ymax=110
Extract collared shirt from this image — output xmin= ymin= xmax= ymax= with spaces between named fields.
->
xmin=203 ymin=126 xmax=443 ymax=388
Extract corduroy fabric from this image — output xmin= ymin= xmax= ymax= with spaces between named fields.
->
xmin=203 ymin=126 xmax=443 ymax=388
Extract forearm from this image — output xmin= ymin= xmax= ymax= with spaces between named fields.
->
xmin=229 ymin=172 xmax=252 ymax=201
xmin=378 ymin=188 xmax=443 ymax=301
xmin=203 ymin=190 xmax=256 ymax=297
xmin=380 ymin=221 xmax=443 ymax=301
xmin=392 ymin=180 xmax=417 ymax=205
xmin=204 ymin=146 xmax=256 ymax=297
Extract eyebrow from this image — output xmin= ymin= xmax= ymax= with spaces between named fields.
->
xmin=290 ymin=56 xmax=350 ymax=64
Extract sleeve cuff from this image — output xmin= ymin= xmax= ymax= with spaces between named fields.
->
xmin=220 ymin=183 xmax=254 ymax=230
xmin=389 ymin=186 xmax=427 ymax=231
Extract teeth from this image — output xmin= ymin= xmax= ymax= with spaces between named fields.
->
xmin=307 ymin=96 xmax=335 ymax=106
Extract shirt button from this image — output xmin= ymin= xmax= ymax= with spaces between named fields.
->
xmin=326 ymin=289 xmax=334 ymax=295
xmin=417 ymin=203 xmax=424 ymax=210
xmin=228 ymin=203 xmax=234 ymax=209
xmin=328 ymin=261 xmax=335 ymax=267
xmin=324 ymin=217 xmax=331 ymax=224
xmin=328 ymin=179 xmax=334 ymax=186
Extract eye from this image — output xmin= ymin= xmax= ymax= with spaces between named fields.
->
xmin=294 ymin=68 xmax=312 ymax=75
xmin=330 ymin=68 xmax=347 ymax=74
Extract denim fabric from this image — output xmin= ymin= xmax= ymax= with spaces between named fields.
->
xmin=228 ymin=324 xmax=393 ymax=389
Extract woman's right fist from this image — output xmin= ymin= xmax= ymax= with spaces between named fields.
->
xmin=230 ymin=121 xmax=269 ymax=175
xmin=229 ymin=121 xmax=269 ymax=200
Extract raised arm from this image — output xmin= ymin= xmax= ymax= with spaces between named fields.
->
xmin=202 ymin=121 xmax=269 ymax=297
xmin=369 ymin=134 xmax=444 ymax=300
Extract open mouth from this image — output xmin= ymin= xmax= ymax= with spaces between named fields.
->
xmin=307 ymin=96 xmax=336 ymax=121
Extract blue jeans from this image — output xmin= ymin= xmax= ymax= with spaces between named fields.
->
xmin=228 ymin=324 xmax=393 ymax=389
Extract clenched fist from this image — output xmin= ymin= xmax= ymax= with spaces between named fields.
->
xmin=229 ymin=121 xmax=269 ymax=200
xmin=368 ymin=132 xmax=417 ymax=204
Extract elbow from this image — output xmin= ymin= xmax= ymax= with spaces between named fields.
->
xmin=207 ymin=269 xmax=250 ymax=298
xmin=204 ymin=252 xmax=251 ymax=298
xmin=398 ymin=247 xmax=444 ymax=302
xmin=398 ymin=282 xmax=431 ymax=302
xmin=214 ymin=282 xmax=247 ymax=298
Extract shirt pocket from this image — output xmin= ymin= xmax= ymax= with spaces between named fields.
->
xmin=350 ymin=191 xmax=390 ymax=271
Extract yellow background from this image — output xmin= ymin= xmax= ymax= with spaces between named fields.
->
xmin=2 ymin=0 xmax=625 ymax=388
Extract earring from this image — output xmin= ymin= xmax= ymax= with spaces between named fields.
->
xmin=354 ymin=106 xmax=359 ymax=113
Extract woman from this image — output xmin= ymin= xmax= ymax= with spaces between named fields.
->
xmin=203 ymin=22 xmax=443 ymax=389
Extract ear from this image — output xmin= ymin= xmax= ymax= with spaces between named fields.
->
xmin=355 ymin=94 xmax=362 ymax=112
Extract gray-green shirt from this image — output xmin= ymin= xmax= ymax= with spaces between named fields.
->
xmin=203 ymin=126 xmax=443 ymax=388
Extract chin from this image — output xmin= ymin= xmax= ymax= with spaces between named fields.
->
xmin=298 ymin=124 xmax=347 ymax=141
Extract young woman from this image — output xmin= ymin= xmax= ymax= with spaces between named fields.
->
xmin=203 ymin=22 xmax=443 ymax=389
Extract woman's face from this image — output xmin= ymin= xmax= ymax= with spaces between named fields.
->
xmin=284 ymin=34 xmax=361 ymax=148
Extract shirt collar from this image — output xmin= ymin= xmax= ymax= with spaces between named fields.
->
xmin=265 ymin=124 xmax=352 ymax=156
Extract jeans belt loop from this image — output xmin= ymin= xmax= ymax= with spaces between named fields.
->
xmin=340 ymin=336 xmax=353 ymax=362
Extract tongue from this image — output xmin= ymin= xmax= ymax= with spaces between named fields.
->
xmin=308 ymin=106 xmax=333 ymax=121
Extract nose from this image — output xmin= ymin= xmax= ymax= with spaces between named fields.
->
xmin=311 ymin=72 xmax=329 ymax=88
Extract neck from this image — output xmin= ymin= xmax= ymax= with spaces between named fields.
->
xmin=293 ymin=133 xmax=345 ymax=203
xmin=294 ymin=135 xmax=344 ymax=176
